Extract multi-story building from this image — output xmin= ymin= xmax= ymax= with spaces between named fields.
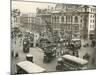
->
xmin=50 ymin=4 xmax=82 ymax=39
xmin=51 ymin=4 xmax=96 ymax=40
xmin=20 ymin=4 xmax=96 ymax=40
xmin=86 ymin=5 xmax=96 ymax=40
xmin=20 ymin=13 xmax=46 ymax=33
xmin=79 ymin=5 xmax=96 ymax=40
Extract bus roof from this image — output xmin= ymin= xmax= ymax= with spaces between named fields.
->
xmin=62 ymin=54 xmax=88 ymax=65
xmin=71 ymin=39 xmax=81 ymax=41
xmin=17 ymin=61 xmax=46 ymax=73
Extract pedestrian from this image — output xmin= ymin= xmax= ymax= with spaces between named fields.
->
xmin=56 ymin=48 xmax=61 ymax=57
xmin=91 ymin=57 xmax=95 ymax=65
xmin=83 ymin=53 xmax=90 ymax=61
xmin=15 ymin=52 xmax=19 ymax=59
xmin=61 ymin=50 xmax=64 ymax=56
xmin=52 ymin=47 xmax=56 ymax=56
xmin=11 ymin=50 xmax=14 ymax=58
xmin=93 ymin=39 xmax=96 ymax=48
xmin=63 ymin=48 xmax=66 ymax=55
xmin=91 ymin=40 xmax=93 ymax=47
xmin=56 ymin=44 xmax=59 ymax=57
xmin=14 ymin=40 xmax=16 ymax=44
xmin=56 ymin=51 xmax=59 ymax=57
xmin=91 ymin=39 xmax=96 ymax=48
xmin=19 ymin=38 xmax=22 ymax=46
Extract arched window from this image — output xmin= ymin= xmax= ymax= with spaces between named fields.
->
xmin=75 ymin=16 xmax=78 ymax=23
xmin=52 ymin=16 xmax=56 ymax=22
xmin=56 ymin=16 xmax=59 ymax=22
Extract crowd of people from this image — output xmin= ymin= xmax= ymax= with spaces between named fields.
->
xmin=11 ymin=29 xmax=96 ymax=66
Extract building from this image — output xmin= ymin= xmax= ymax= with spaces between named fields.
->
xmin=20 ymin=13 xmax=46 ymax=33
xmin=78 ymin=5 xmax=96 ymax=40
xmin=51 ymin=4 xmax=82 ymax=40
xmin=86 ymin=5 xmax=96 ymax=40
xmin=51 ymin=4 xmax=96 ymax=40
xmin=20 ymin=4 xmax=96 ymax=40
xmin=35 ymin=4 xmax=82 ymax=40
xmin=11 ymin=9 xmax=21 ymax=28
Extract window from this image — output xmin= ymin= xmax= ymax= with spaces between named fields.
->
xmin=92 ymin=25 xmax=94 ymax=28
xmin=93 ymin=20 xmax=94 ymax=23
xmin=90 ymin=20 xmax=92 ymax=23
xmin=28 ymin=18 xmax=30 ymax=23
xmin=61 ymin=16 xmax=64 ymax=22
xmin=90 ymin=15 xmax=92 ymax=18
xmin=93 ymin=9 xmax=95 ymax=12
xmin=66 ymin=25 xmax=68 ymax=30
xmin=92 ymin=15 xmax=94 ymax=18
xmin=66 ymin=16 xmax=72 ymax=22
xmin=81 ymin=19 xmax=82 ymax=23
xmin=30 ymin=18 xmax=32 ymax=23
xmin=80 ymin=24 xmax=82 ymax=28
xmin=68 ymin=25 xmax=70 ymax=30
xmin=75 ymin=16 xmax=78 ymax=23
xmin=91 ymin=9 xmax=93 ymax=12
xmin=56 ymin=16 xmax=59 ymax=22
xmin=66 ymin=16 xmax=67 ymax=22
xmin=52 ymin=16 xmax=55 ymax=23
xmin=74 ymin=26 xmax=79 ymax=31
xmin=55 ymin=16 xmax=56 ymax=22
xmin=70 ymin=16 xmax=72 ymax=22
xmin=90 ymin=25 xmax=92 ymax=28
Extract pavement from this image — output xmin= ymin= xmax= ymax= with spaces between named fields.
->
xmin=11 ymin=37 xmax=96 ymax=74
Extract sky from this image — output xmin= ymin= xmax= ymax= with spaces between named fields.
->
xmin=12 ymin=1 xmax=56 ymax=13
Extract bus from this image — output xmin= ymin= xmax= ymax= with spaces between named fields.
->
xmin=56 ymin=54 xmax=88 ymax=71
xmin=16 ymin=61 xmax=46 ymax=74
xmin=23 ymin=38 xmax=30 ymax=53
xmin=70 ymin=38 xmax=81 ymax=49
